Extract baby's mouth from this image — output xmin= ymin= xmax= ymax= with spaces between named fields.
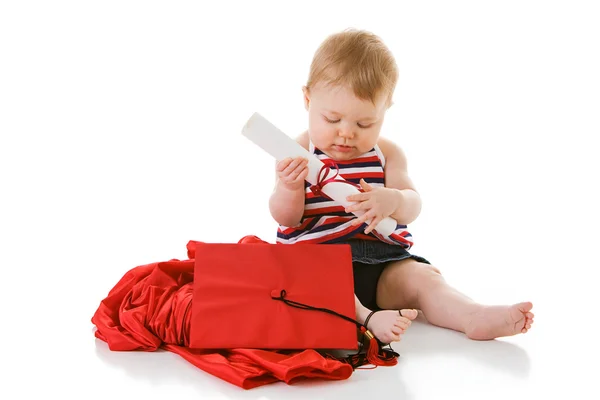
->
xmin=334 ymin=144 xmax=353 ymax=149
xmin=332 ymin=145 xmax=353 ymax=154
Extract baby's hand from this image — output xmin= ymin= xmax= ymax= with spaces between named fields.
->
xmin=345 ymin=179 xmax=400 ymax=234
xmin=276 ymin=157 xmax=308 ymax=191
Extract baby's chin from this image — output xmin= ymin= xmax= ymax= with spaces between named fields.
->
xmin=323 ymin=146 xmax=361 ymax=161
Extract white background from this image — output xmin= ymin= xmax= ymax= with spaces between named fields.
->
xmin=1 ymin=1 xmax=599 ymax=399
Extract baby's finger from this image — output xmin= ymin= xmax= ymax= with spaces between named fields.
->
xmin=365 ymin=210 xmax=378 ymax=225
xmin=276 ymin=157 xmax=293 ymax=172
xmin=346 ymin=200 xmax=370 ymax=213
xmin=364 ymin=215 xmax=382 ymax=234
xmin=297 ymin=167 xmax=309 ymax=181
xmin=351 ymin=210 xmax=373 ymax=226
xmin=350 ymin=215 xmax=367 ymax=226
xmin=346 ymin=192 xmax=369 ymax=202
xmin=283 ymin=157 xmax=304 ymax=175
xmin=288 ymin=162 xmax=308 ymax=182
xmin=359 ymin=179 xmax=373 ymax=192
xmin=345 ymin=202 xmax=358 ymax=213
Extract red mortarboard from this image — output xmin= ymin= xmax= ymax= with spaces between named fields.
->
xmin=189 ymin=239 xmax=359 ymax=350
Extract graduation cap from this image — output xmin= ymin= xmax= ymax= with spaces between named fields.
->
xmin=189 ymin=236 xmax=399 ymax=367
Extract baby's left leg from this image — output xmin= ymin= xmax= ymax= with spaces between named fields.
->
xmin=375 ymin=259 xmax=534 ymax=340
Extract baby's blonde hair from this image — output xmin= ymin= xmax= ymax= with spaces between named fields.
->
xmin=306 ymin=29 xmax=398 ymax=107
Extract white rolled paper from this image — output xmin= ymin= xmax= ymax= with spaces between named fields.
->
xmin=241 ymin=112 xmax=397 ymax=237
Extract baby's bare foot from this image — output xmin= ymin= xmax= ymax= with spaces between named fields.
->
xmin=366 ymin=309 xmax=418 ymax=343
xmin=465 ymin=302 xmax=534 ymax=340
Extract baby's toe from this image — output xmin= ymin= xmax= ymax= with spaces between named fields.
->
xmin=396 ymin=318 xmax=411 ymax=329
xmin=400 ymin=309 xmax=418 ymax=320
xmin=392 ymin=326 xmax=404 ymax=335
xmin=395 ymin=325 xmax=408 ymax=335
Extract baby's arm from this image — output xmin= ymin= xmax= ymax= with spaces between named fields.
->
xmin=268 ymin=132 xmax=310 ymax=227
xmin=269 ymin=159 xmax=307 ymax=226
xmin=379 ymin=138 xmax=422 ymax=225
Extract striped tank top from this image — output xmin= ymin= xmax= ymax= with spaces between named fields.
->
xmin=276 ymin=141 xmax=414 ymax=249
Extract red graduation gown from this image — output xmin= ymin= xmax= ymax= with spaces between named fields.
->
xmin=91 ymin=235 xmax=354 ymax=389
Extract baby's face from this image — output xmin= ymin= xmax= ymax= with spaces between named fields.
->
xmin=304 ymin=83 xmax=387 ymax=161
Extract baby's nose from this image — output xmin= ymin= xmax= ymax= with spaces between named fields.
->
xmin=338 ymin=127 xmax=354 ymax=138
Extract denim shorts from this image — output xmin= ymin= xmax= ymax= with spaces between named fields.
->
xmin=333 ymin=239 xmax=430 ymax=311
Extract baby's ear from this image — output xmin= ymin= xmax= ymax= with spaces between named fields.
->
xmin=302 ymin=86 xmax=310 ymax=110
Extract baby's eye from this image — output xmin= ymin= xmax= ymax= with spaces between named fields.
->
xmin=357 ymin=123 xmax=373 ymax=129
xmin=324 ymin=116 xmax=340 ymax=124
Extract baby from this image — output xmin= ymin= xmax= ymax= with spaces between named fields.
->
xmin=268 ymin=29 xmax=534 ymax=344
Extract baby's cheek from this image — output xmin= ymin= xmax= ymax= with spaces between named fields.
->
xmin=309 ymin=127 xmax=332 ymax=147
xmin=359 ymin=137 xmax=379 ymax=153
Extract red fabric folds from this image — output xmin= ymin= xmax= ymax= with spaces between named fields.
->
xmin=91 ymin=235 xmax=354 ymax=389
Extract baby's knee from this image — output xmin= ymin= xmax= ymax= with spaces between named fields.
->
xmin=411 ymin=263 xmax=442 ymax=283
xmin=388 ymin=260 xmax=441 ymax=281
xmin=410 ymin=264 xmax=443 ymax=290
xmin=423 ymin=264 xmax=442 ymax=275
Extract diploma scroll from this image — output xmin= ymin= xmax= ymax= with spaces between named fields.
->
xmin=241 ymin=112 xmax=397 ymax=237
